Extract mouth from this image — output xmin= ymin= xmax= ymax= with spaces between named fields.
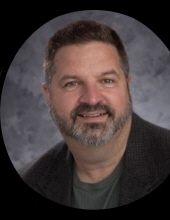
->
xmin=76 ymin=111 xmax=108 ymax=122
xmin=78 ymin=112 xmax=107 ymax=118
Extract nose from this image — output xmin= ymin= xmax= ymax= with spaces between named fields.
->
xmin=79 ymin=83 xmax=102 ymax=105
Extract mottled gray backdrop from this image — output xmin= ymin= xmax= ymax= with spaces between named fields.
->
xmin=1 ymin=10 xmax=170 ymax=171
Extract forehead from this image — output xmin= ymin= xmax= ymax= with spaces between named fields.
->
xmin=53 ymin=41 xmax=122 ymax=75
xmin=55 ymin=41 xmax=120 ymax=61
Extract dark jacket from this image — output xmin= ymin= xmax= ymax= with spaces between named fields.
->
xmin=19 ymin=113 xmax=170 ymax=207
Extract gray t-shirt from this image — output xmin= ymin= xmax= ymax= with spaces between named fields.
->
xmin=71 ymin=158 xmax=123 ymax=210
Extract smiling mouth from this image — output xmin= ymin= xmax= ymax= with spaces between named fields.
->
xmin=78 ymin=112 xmax=107 ymax=118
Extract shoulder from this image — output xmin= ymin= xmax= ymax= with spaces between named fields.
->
xmin=131 ymin=113 xmax=170 ymax=178
xmin=132 ymin=112 xmax=170 ymax=142
xmin=18 ymin=140 xmax=71 ymax=184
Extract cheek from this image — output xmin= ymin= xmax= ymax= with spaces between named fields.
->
xmin=50 ymin=91 xmax=78 ymax=116
xmin=105 ymin=89 xmax=129 ymax=110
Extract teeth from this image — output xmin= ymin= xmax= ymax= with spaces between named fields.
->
xmin=83 ymin=113 xmax=104 ymax=117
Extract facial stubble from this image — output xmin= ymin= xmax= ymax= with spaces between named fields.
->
xmin=48 ymin=89 xmax=132 ymax=147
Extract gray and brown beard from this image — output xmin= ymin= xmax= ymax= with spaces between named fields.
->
xmin=48 ymin=90 xmax=132 ymax=147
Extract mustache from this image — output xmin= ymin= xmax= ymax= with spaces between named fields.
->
xmin=71 ymin=102 xmax=114 ymax=121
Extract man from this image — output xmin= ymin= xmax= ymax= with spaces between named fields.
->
xmin=19 ymin=20 xmax=170 ymax=209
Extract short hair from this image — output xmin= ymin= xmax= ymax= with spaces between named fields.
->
xmin=43 ymin=20 xmax=129 ymax=85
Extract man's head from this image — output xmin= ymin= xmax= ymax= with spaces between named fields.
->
xmin=42 ymin=20 xmax=132 ymax=147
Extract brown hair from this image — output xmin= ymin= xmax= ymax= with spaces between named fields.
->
xmin=43 ymin=20 xmax=129 ymax=85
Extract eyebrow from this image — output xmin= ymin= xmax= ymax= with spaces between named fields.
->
xmin=58 ymin=69 xmax=119 ymax=84
xmin=100 ymin=69 xmax=119 ymax=77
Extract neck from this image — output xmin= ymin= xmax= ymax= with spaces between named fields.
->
xmin=63 ymin=115 xmax=132 ymax=183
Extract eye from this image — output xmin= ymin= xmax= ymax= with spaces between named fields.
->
xmin=64 ymin=81 xmax=79 ymax=87
xmin=63 ymin=81 xmax=82 ymax=91
xmin=102 ymin=79 xmax=115 ymax=84
xmin=101 ymin=78 xmax=116 ymax=87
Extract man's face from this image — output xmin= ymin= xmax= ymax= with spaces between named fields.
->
xmin=43 ymin=41 xmax=132 ymax=147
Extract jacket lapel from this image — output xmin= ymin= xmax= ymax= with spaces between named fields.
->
xmin=118 ymin=113 xmax=159 ymax=206
xmin=38 ymin=142 xmax=74 ymax=207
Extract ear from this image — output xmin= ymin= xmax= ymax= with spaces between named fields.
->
xmin=42 ymin=82 xmax=50 ymax=107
